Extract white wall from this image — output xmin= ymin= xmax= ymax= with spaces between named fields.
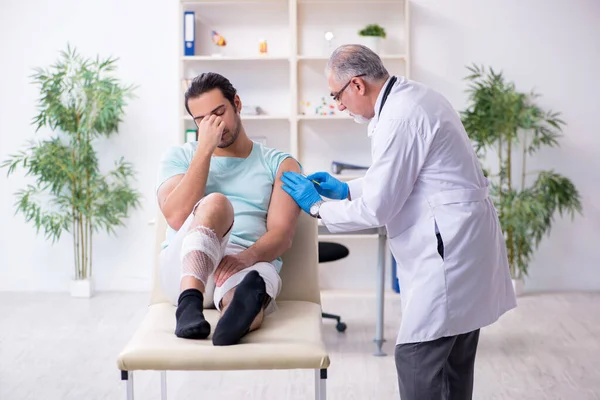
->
xmin=1 ymin=0 xmax=598 ymax=293
xmin=0 ymin=0 xmax=179 ymax=292
xmin=408 ymin=0 xmax=600 ymax=292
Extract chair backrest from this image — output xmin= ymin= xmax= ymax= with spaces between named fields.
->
xmin=149 ymin=212 xmax=321 ymax=305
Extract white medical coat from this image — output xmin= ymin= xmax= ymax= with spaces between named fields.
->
xmin=320 ymin=76 xmax=517 ymax=344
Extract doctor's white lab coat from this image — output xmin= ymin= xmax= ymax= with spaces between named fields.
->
xmin=319 ymin=76 xmax=517 ymax=345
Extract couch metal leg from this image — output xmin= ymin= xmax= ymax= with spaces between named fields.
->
xmin=314 ymin=369 xmax=327 ymax=399
xmin=121 ymin=371 xmax=134 ymax=400
xmin=161 ymin=371 xmax=167 ymax=400
xmin=320 ymin=369 xmax=327 ymax=400
xmin=314 ymin=369 xmax=320 ymax=399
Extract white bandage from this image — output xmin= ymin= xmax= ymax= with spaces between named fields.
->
xmin=180 ymin=226 xmax=223 ymax=285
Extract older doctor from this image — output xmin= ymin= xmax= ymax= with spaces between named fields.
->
xmin=281 ymin=44 xmax=517 ymax=399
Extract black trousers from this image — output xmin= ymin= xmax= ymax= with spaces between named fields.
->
xmin=395 ymin=329 xmax=480 ymax=400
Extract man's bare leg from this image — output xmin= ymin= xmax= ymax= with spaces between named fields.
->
xmin=175 ymin=193 xmax=234 ymax=339
xmin=180 ymin=193 xmax=234 ymax=292
xmin=212 ymin=270 xmax=268 ymax=346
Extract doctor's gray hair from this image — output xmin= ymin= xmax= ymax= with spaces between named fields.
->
xmin=326 ymin=44 xmax=389 ymax=83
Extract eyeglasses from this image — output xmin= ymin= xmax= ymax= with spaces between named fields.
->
xmin=331 ymin=74 xmax=366 ymax=103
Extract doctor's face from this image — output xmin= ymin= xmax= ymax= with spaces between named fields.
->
xmin=328 ymin=73 xmax=373 ymax=124
xmin=188 ymin=88 xmax=242 ymax=148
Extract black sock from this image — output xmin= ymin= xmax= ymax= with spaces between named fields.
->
xmin=212 ymin=270 xmax=268 ymax=346
xmin=175 ymin=288 xmax=211 ymax=339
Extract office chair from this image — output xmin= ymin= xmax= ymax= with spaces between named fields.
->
xmin=318 ymin=241 xmax=349 ymax=332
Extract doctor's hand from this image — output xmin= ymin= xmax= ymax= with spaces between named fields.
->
xmin=307 ymin=172 xmax=349 ymax=200
xmin=281 ymin=172 xmax=323 ymax=214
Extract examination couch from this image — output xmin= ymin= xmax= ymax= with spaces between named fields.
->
xmin=116 ymin=212 xmax=331 ymax=399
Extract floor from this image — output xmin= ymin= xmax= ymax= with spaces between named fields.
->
xmin=0 ymin=291 xmax=599 ymax=400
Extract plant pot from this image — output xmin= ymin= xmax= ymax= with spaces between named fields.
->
xmin=70 ymin=278 xmax=94 ymax=298
xmin=359 ymin=36 xmax=383 ymax=54
xmin=511 ymin=277 xmax=524 ymax=297
xmin=211 ymin=45 xmax=226 ymax=57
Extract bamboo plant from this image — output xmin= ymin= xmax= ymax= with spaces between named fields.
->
xmin=460 ymin=64 xmax=582 ymax=279
xmin=1 ymin=45 xmax=141 ymax=281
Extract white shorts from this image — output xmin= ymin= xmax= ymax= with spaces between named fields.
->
xmin=158 ymin=209 xmax=281 ymax=315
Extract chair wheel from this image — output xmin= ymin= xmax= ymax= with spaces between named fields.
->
xmin=336 ymin=322 xmax=347 ymax=332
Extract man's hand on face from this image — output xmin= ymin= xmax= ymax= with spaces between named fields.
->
xmin=214 ymin=253 xmax=255 ymax=287
xmin=197 ymin=114 xmax=225 ymax=154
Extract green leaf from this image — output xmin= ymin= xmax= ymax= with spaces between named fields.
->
xmin=0 ymin=45 xmax=143 ymax=266
xmin=460 ymin=64 xmax=582 ymax=277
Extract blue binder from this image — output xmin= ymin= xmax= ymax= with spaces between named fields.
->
xmin=184 ymin=11 xmax=195 ymax=56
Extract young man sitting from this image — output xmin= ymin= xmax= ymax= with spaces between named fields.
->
xmin=156 ymin=72 xmax=301 ymax=346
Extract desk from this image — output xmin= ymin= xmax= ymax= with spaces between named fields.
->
xmin=318 ymin=223 xmax=388 ymax=356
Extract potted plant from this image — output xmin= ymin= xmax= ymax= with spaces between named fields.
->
xmin=1 ymin=45 xmax=142 ymax=298
xmin=460 ymin=64 xmax=582 ymax=295
xmin=358 ymin=24 xmax=386 ymax=54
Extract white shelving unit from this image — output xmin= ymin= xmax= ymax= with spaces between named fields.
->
xmin=177 ymin=0 xmax=408 ymax=300
xmin=178 ymin=0 xmax=410 ymax=179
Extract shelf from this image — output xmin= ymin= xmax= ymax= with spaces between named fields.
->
xmin=183 ymin=115 xmax=289 ymax=121
xmin=182 ymin=55 xmax=289 ymax=61
xmin=300 ymin=0 xmax=401 ymax=3
xmin=297 ymin=114 xmax=351 ymax=120
xmin=183 ymin=0 xmax=284 ymax=4
xmin=298 ymin=54 xmax=406 ymax=61
xmin=184 ymin=0 xmax=398 ymax=4
xmin=178 ymin=114 xmax=364 ymax=123
xmin=182 ymin=54 xmax=404 ymax=62
xmin=318 ymin=234 xmax=379 ymax=240
xmin=380 ymin=54 xmax=407 ymax=60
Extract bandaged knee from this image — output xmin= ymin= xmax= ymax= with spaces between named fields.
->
xmin=180 ymin=226 xmax=223 ymax=285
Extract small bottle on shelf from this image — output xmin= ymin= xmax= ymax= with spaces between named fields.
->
xmin=259 ymin=39 xmax=268 ymax=55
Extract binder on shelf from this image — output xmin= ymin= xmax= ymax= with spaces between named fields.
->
xmin=185 ymin=129 xmax=197 ymax=143
xmin=183 ymin=11 xmax=195 ymax=56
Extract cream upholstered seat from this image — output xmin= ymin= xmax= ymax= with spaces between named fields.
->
xmin=116 ymin=212 xmax=331 ymax=399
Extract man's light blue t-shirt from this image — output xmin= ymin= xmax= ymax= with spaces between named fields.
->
xmin=156 ymin=141 xmax=300 ymax=273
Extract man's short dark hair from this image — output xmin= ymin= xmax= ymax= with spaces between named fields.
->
xmin=184 ymin=72 xmax=237 ymax=116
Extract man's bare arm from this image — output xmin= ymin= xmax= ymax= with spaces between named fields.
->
xmin=157 ymin=115 xmax=225 ymax=230
xmin=157 ymin=150 xmax=211 ymax=231
xmin=239 ymin=157 xmax=302 ymax=264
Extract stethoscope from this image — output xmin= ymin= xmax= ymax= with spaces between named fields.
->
xmin=378 ymin=75 xmax=398 ymax=116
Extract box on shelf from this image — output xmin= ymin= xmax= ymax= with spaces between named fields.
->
xmin=185 ymin=129 xmax=197 ymax=143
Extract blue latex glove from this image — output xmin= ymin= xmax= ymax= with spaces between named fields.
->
xmin=306 ymin=172 xmax=349 ymax=200
xmin=281 ymin=172 xmax=323 ymax=214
